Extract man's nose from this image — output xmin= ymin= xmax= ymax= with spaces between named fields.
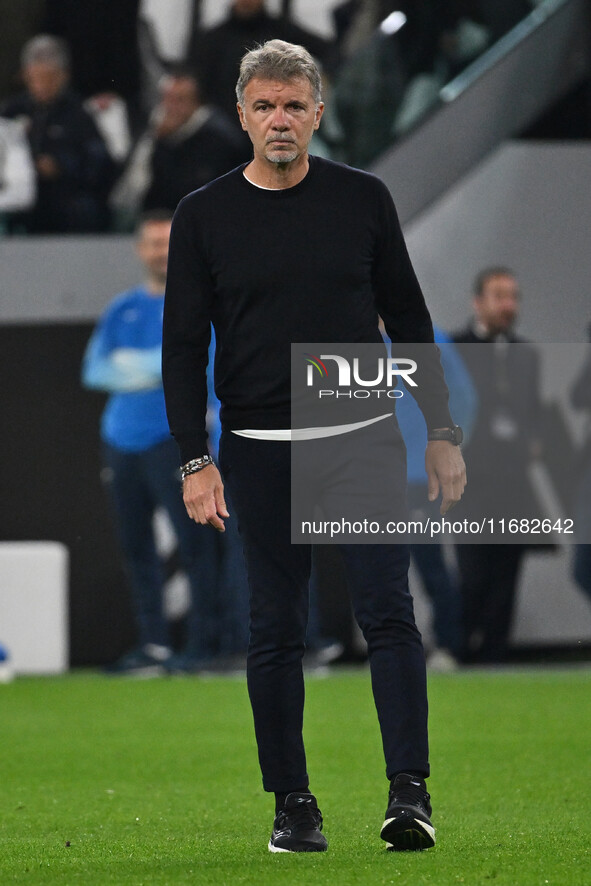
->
xmin=271 ymin=107 xmax=289 ymax=128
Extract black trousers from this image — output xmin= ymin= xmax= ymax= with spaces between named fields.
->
xmin=219 ymin=430 xmax=429 ymax=792
xmin=455 ymin=543 xmax=526 ymax=662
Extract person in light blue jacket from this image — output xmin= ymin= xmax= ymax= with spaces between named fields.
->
xmin=392 ymin=326 xmax=477 ymax=670
xmin=82 ymin=210 xmax=223 ymax=674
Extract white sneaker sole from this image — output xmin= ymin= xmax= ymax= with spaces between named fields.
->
xmin=381 ymin=816 xmax=436 ymax=851
xmin=268 ymin=838 xmax=328 ymax=853
xmin=268 ymin=840 xmax=292 ymax=853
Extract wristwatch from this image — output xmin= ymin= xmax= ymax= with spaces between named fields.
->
xmin=427 ymin=425 xmax=463 ymax=446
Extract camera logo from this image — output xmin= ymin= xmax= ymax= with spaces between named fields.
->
xmin=304 ymin=353 xmax=416 ymax=398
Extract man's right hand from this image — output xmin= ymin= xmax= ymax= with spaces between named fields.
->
xmin=182 ymin=464 xmax=229 ymax=532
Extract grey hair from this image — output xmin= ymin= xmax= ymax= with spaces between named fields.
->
xmin=21 ymin=34 xmax=70 ymax=71
xmin=236 ymin=39 xmax=322 ymax=108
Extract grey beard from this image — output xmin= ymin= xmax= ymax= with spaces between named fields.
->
xmin=267 ymin=147 xmax=298 ymax=163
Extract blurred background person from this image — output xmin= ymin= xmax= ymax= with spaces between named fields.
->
xmin=452 ymin=267 xmax=543 ymax=664
xmin=81 ymin=210 xmax=219 ymax=675
xmin=0 ymin=35 xmax=116 ymax=233
xmin=570 ymin=324 xmax=591 ymax=605
xmin=396 ymin=325 xmax=477 ymax=672
xmin=311 ymin=320 xmax=477 ymax=673
xmin=111 ymin=68 xmax=246 ymax=228
xmin=0 ymin=116 xmax=36 ymax=225
xmin=187 ymin=0 xmax=332 ymax=138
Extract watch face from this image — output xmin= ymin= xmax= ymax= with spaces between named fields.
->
xmin=428 ymin=426 xmax=463 ymax=444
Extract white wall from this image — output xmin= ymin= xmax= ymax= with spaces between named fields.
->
xmin=0 ymin=543 xmax=69 ymax=674
xmin=405 ymin=141 xmax=591 ymax=342
xmin=0 ymin=234 xmax=140 ymax=323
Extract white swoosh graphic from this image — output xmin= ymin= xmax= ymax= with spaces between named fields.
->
xmin=291 ymin=413 xmax=393 ymax=441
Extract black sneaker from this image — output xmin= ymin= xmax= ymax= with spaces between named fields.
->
xmin=268 ymin=792 xmax=328 ymax=853
xmin=380 ymin=773 xmax=435 ymax=851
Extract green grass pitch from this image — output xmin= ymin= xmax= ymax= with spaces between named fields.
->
xmin=1 ymin=668 xmax=590 ymax=885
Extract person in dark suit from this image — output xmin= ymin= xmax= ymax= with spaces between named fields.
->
xmin=452 ymin=267 xmax=542 ymax=663
xmin=1 ymin=34 xmax=116 ymax=233
xmin=111 ymin=69 xmax=247 ymax=223
xmin=570 ymin=325 xmax=591 ymax=604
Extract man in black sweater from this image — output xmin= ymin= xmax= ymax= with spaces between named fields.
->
xmin=163 ymin=39 xmax=465 ymax=854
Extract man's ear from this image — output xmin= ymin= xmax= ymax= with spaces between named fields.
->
xmin=313 ymin=102 xmax=325 ymax=130
xmin=237 ymin=102 xmax=248 ymax=131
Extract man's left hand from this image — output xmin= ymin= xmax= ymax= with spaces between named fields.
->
xmin=425 ymin=441 xmax=467 ymax=515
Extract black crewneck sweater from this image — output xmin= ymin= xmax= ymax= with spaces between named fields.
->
xmin=163 ymin=156 xmax=452 ymax=463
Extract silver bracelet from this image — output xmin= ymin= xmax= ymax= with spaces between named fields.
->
xmin=181 ymin=455 xmax=215 ymax=479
